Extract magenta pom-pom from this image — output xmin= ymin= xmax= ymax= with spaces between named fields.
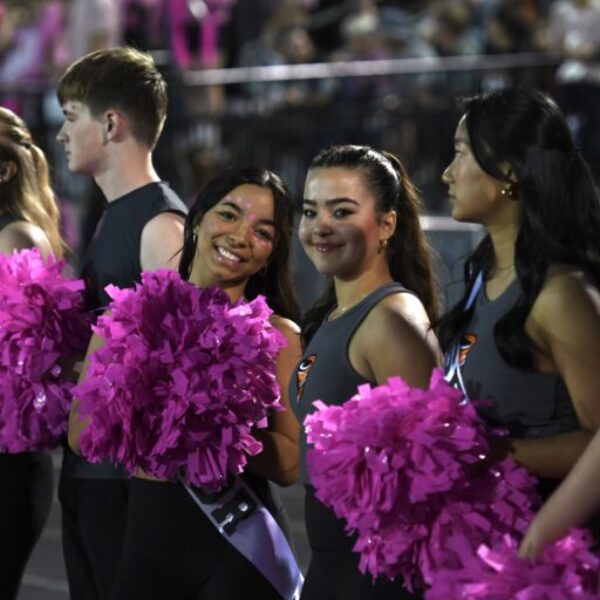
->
xmin=426 ymin=529 xmax=600 ymax=599
xmin=0 ymin=248 xmax=91 ymax=452
xmin=305 ymin=370 xmax=539 ymax=590
xmin=76 ymin=269 xmax=285 ymax=491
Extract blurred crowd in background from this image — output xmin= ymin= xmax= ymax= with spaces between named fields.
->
xmin=1 ymin=0 xmax=600 ymax=254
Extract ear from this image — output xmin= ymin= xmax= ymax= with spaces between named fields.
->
xmin=102 ymin=109 xmax=126 ymax=144
xmin=379 ymin=209 xmax=397 ymax=239
xmin=500 ymin=161 xmax=518 ymax=184
xmin=0 ymin=160 xmax=18 ymax=183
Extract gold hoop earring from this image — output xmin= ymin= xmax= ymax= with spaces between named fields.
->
xmin=377 ymin=238 xmax=388 ymax=254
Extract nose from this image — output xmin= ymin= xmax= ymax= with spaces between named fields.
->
xmin=226 ymin=220 xmax=252 ymax=247
xmin=56 ymin=123 xmax=67 ymax=144
xmin=311 ymin=212 xmax=334 ymax=237
xmin=442 ymin=162 xmax=453 ymax=185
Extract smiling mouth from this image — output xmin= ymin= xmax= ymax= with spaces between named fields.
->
xmin=313 ymin=243 xmax=341 ymax=253
xmin=216 ymin=246 xmax=244 ymax=263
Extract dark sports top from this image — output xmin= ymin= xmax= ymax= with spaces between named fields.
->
xmin=79 ymin=181 xmax=187 ymax=312
xmin=0 ymin=213 xmax=16 ymax=232
xmin=454 ymin=277 xmax=578 ymax=438
xmin=289 ymin=282 xmax=410 ymax=484
xmin=63 ymin=181 xmax=187 ymax=479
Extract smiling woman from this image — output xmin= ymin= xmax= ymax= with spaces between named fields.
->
xmin=291 ymin=144 xmax=442 ymax=600
xmin=75 ymin=167 xmax=304 ymax=600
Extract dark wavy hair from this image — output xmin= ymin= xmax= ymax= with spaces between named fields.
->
xmin=437 ymin=87 xmax=600 ymax=368
xmin=178 ymin=167 xmax=300 ymax=322
xmin=301 ymin=144 xmax=439 ymax=345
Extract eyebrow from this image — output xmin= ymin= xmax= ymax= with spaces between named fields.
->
xmin=220 ymin=200 xmax=276 ymax=227
xmin=303 ymin=197 xmax=360 ymax=206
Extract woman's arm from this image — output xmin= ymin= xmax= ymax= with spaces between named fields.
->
xmin=519 ymin=428 xmax=600 ymax=558
xmin=67 ymin=329 xmax=105 ymax=454
xmin=0 ymin=221 xmax=53 ymax=257
xmin=355 ymin=292 xmax=442 ymax=388
xmin=247 ymin=316 xmax=302 ymax=486
xmin=507 ymin=271 xmax=600 ymax=478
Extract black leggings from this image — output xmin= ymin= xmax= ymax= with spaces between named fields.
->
xmin=110 ymin=478 xmax=285 ymax=600
xmin=59 ymin=475 xmax=130 ymax=600
xmin=0 ymin=452 xmax=53 ymax=600
xmin=301 ymin=486 xmax=420 ymax=600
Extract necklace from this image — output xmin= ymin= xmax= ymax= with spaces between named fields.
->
xmin=329 ymin=304 xmax=350 ymax=320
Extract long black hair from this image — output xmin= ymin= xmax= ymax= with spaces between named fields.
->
xmin=179 ymin=167 xmax=300 ymax=322
xmin=301 ymin=144 xmax=439 ymax=345
xmin=437 ymin=87 xmax=600 ymax=367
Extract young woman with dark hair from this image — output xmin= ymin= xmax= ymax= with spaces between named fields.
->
xmin=0 ymin=106 xmax=65 ymax=600
xmin=438 ymin=88 xmax=600 ymax=508
xmin=290 ymin=144 xmax=441 ymax=599
xmin=70 ymin=167 xmax=303 ymax=599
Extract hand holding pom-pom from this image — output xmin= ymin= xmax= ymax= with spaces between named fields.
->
xmin=0 ymin=248 xmax=91 ymax=452
xmin=426 ymin=529 xmax=600 ymax=600
xmin=76 ymin=270 xmax=285 ymax=491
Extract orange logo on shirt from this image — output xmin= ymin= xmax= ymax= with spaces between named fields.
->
xmin=296 ymin=354 xmax=316 ymax=403
xmin=458 ymin=334 xmax=477 ymax=366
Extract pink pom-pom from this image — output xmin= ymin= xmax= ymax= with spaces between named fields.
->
xmin=426 ymin=529 xmax=600 ymax=600
xmin=0 ymin=248 xmax=91 ymax=452
xmin=76 ymin=270 xmax=285 ymax=491
xmin=305 ymin=370 xmax=540 ymax=590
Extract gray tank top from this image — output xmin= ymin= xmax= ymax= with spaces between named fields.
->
xmin=289 ymin=282 xmax=410 ymax=483
xmin=456 ymin=278 xmax=578 ymax=438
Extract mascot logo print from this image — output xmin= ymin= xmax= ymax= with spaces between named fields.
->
xmin=458 ymin=333 xmax=477 ymax=366
xmin=296 ymin=354 xmax=316 ymax=403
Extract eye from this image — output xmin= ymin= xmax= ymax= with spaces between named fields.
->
xmin=216 ymin=209 xmax=236 ymax=222
xmin=333 ymin=208 xmax=353 ymax=218
xmin=254 ymin=228 xmax=274 ymax=242
xmin=302 ymin=208 xmax=316 ymax=218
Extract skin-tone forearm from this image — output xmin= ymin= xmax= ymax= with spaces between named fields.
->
xmin=519 ymin=429 xmax=600 ymax=557
xmin=248 ymin=428 xmax=300 ymax=487
xmin=508 ymin=429 xmax=592 ymax=479
xmin=67 ymin=330 xmax=105 ymax=454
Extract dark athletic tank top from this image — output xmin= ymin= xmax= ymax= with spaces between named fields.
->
xmin=0 ymin=213 xmax=16 ymax=232
xmin=289 ymin=282 xmax=410 ymax=484
xmin=457 ymin=278 xmax=578 ymax=438
xmin=79 ymin=181 xmax=187 ymax=312
xmin=63 ymin=181 xmax=188 ymax=479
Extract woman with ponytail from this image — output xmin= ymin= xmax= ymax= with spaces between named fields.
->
xmin=0 ymin=106 xmax=65 ymax=599
xmin=290 ymin=144 xmax=441 ymax=599
xmin=438 ymin=88 xmax=600 ymax=533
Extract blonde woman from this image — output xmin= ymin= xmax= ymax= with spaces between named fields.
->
xmin=0 ymin=106 xmax=65 ymax=599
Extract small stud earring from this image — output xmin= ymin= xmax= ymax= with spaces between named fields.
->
xmin=501 ymin=184 xmax=518 ymax=199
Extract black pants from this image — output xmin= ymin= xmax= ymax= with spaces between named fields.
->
xmin=0 ymin=452 xmax=53 ymax=600
xmin=59 ymin=475 xmax=129 ymax=600
xmin=301 ymin=486 xmax=420 ymax=600
xmin=110 ymin=478 xmax=285 ymax=600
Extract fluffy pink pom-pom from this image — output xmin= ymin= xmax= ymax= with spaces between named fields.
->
xmin=305 ymin=370 xmax=539 ymax=590
xmin=76 ymin=270 xmax=285 ymax=491
xmin=0 ymin=248 xmax=91 ymax=452
xmin=426 ymin=529 xmax=600 ymax=599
